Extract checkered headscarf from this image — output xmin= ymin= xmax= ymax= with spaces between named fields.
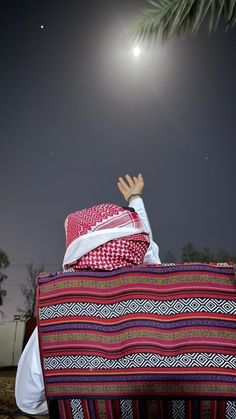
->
xmin=63 ymin=203 xmax=149 ymax=271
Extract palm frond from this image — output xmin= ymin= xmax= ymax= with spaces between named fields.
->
xmin=222 ymin=0 xmax=235 ymax=21
xmin=169 ymin=0 xmax=195 ymax=37
xmin=208 ymin=0 xmax=216 ymax=32
xmin=132 ymin=0 xmax=236 ymax=42
xmin=224 ymin=0 xmax=236 ymax=29
xmin=192 ymin=0 xmax=213 ymax=34
xmin=214 ymin=0 xmax=226 ymax=30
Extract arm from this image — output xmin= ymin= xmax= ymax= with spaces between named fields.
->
xmin=15 ymin=328 xmax=48 ymax=415
xmin=129 ymin=195 xmax=161 ymax=263
xmin=117 ymin=174 xmax=161 ymax=263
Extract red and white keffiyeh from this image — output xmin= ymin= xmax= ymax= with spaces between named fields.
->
xmin=63 ymin=203 xmax=149 ymax=271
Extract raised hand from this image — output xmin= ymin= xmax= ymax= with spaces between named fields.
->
xmin=117 ymin=174 xmax=144 ymax=202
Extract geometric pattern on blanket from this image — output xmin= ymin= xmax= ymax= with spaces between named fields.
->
xmin=54 ymin=399 xmax=236 ymax=419
xmin=37 ymin=263 xmax=236 ymax=418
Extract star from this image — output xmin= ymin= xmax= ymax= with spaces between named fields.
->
xmin=40 ymin=25 xmax=44 ymax=29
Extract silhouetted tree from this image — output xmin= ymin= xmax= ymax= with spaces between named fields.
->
xmin=199 ymin=247 xmax=215 ymax=263
xmin=181 ymin=242 xmax=200 ymax=262
xmin=215 ymin=248 xmax=236 ymax=263
xmin=20 ymin=263 xmax=44 ymax=318
xmin=162 ymin=250 xmax=176 ymax=263
xmin=0 ymin=249 xmax=9 ymax=304
xmin=0 ymin=249 xmax=9 ymax=317
xmin=181 ymin=243 xmax=236 ymax=263
xmin=133 ymin=0 xmax=236 ymax=42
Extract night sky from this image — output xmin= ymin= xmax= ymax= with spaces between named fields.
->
xmin=1 ymin=1 xmax=236 ymax=318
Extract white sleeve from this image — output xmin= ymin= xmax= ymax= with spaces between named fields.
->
xmin=129 ymin=196 xmax=161 ymax=264
xmin=15 ymin=327 xmax=49 ymax=415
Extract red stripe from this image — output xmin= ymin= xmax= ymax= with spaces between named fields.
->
xmin=45 ymin=368 xmax=236 ymax=377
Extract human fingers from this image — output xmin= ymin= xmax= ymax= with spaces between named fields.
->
xmin=118 ymin=177 xmax=129 ymax=191
xmin=117 ymin=181 xmax=125 ymax=195
xmin=137 ymin=173 xmax=144 ymax=185
xmin=125 ymin=174 xmax=135 ymax=188
xmin=133 ymin=174 xmax=144 ymax=185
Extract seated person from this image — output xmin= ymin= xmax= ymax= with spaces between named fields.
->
xmin=15 ymin=174 xmax=161 ymax=415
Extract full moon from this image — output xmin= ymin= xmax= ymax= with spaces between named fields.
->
xmin=132 ymin=46 xmax=141 ymax=57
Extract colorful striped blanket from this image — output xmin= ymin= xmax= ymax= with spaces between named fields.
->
xmin=37 ymin=263 xmax=236 ymax=418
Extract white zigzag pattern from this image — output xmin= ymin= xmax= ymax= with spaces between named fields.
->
xmin=172 ymin=400 xmax=185 ymax=419
xmin=39 ymin=298 xmax=236 ymax=320
xmin=226 ymin=401 xmax=236 ymax=419
xmin=120 ymin=399 xmax=133 ymax=419
xmin=70 ymin=399 xmax=84 ymax=419
xmin=44 ymin=352 xmax=236 ymax=371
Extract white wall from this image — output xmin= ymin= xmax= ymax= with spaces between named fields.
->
xmin=0 ymin=321 xmax=25 ymax=367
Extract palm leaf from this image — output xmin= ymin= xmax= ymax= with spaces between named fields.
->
xmin=132 ymin=0 xmax=236 ymax=42
xmin=214 ymin=0 xmax=226 ymax=31
xmin=192 ymin=0 xmax=213 ymax=33
xmin=225 ymin=0 xmax=236 ymax=28
xmin=208 ymin=0 xmax=216 ymax=32
xmin=225 ymin=0 xmax=236 ymax=21
xmin=169 ymin=0 xmax=196 ymax=37
xmin=162 ymin=2 xmax=180 ymax=39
